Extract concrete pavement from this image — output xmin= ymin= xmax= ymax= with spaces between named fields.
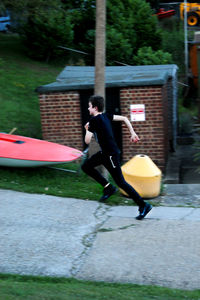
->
xmin=0 ymin=188 xmax=200 ymax=290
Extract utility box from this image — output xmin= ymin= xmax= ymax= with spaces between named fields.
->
xmin=121 ymin=154 xmax=162 ymax=198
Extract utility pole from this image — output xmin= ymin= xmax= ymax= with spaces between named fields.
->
xmin=95 ymin=0 xmax=106 ymax=100
xmin=89 ymin=0 xmax=107 ymax=177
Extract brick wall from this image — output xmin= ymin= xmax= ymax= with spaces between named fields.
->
xmin=120 ymin=85 xmax=169 ymax=170
xmin=39 ymin=91 xmax=83 ymax=151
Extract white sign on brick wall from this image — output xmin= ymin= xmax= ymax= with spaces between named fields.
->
xmin=130 ymin=104 xmax=145 ymax=121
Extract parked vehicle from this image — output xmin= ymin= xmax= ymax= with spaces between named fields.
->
xmin=0 ymin=11 xmax=10 ymax=32
xmin=159 ymin=2 xmax=200 ymax=27
xmin=180 ymin=2 xmax=200 ymax=26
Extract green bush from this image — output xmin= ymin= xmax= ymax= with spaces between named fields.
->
xmin=179 ymin=112 xmax=193 ymax=135
xmin=160 ymin=21 xmax=185 ymax=73
xmin=134 ymin=46 xmax=173 ymax=65
xmin=21 ymin=9 xmax=74 ymax=62
xmin=106 ymin=27 xmax=133 ymax=65
xmin=0 ymin=57 xmax=4 ymax=66
xmin=74 ymin=0 xmax=163 ymax=65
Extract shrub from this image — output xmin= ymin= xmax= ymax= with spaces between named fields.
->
xmin=160 ymin=21 xmax=185 ymax=73
xmin=21 ymin=9 xmax=73 ymax=62
xmin=134 ymin=46 xmax=173 ymax=65
xmin=0 ymin=57 xmax=4 ymax=66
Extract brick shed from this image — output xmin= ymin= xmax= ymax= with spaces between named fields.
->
xmin=36 ymin=65 xmax=178 ymax=171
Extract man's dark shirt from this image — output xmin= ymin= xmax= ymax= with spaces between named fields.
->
xmin=88 ymin=112 xmax=120 ymax=155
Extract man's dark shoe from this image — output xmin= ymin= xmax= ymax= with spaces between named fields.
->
xmin=100 ymin=184 xmax=117 ymax=202
xmin=136 ymin=203 xmax=152 ymax=220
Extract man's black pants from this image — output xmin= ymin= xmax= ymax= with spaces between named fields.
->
xmin=82 ymin=151 xmax=145 ymax=207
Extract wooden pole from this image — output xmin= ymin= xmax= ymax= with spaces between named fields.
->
xmin=95 ymin=0 xmax=106 ymax=101
xmin=89 ymin=0 xmax=108 ymax=179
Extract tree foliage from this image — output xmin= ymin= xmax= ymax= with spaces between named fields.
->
xmin=134 ymin=46 xmax=172 ymax=65
xmin=161 ymin=22 xmax=184 ymax=72
xmin=1 ymin=0 xmax=74 ymax=61
xmin=1 ymin=0 xmax=58 ymax=15
xmin=146 ymin=0 xmax=160 ymax=10
xmin=21 ymin=10 xmax=73 ymax=61
xmin=106 ymin=0 xmax=162 ymax=65
xmin=1 ymin=0 xmax=167 ymax=65
xmin=75 ymin=0 xmax=162 ymax=65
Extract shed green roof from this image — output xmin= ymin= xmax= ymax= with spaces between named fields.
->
xmin=36 ymin=65 xmax=178 ymax=93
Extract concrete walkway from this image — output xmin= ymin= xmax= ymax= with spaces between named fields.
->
xmin=0 ymin=188 xmax=200 ymax=290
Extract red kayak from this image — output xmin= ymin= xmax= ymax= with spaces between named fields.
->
xmin=156 ymin=8 xmax=176 ymax=19
xmin=0 ymin=133 xmax=82 ymax=167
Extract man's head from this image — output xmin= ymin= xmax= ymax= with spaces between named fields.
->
xmin=88 ymin=95 xmax=104 ymax=113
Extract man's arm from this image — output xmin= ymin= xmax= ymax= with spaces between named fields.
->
xmin=84 ymin=122 xmax=93 ymax=144
xmin=113 ymin=115 xmax=139 ymax=143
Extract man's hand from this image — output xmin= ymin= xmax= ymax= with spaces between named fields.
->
xmin=84 ymin=122 xmax=93 ymax=144
xmin=84 ymin=122 xmax=89 ymax=131
xmin=130 ymin=133 xmax=140 ymax=143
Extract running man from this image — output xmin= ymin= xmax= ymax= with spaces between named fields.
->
xmin=82 ymin=95 xmax=152 ymax=220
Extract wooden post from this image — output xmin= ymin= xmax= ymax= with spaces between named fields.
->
xmin=95 ymin=0 xmax=106 ymax=100
xmin=89 ymin=0 xmax=108 ymax=179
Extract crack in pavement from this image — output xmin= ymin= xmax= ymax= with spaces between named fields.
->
xmin=180 ymin=208 xmax=195 ymax=220
xmin=70 ymin=203 xmax=111 ymax=277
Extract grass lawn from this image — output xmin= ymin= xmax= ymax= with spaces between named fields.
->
xmin=0 ymin=274 xmax=199 ymax=300
xmin=0 ymin=162 xmax=137 ymax=206
xmin=0 ymin=33 xmax=63 ymax=138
